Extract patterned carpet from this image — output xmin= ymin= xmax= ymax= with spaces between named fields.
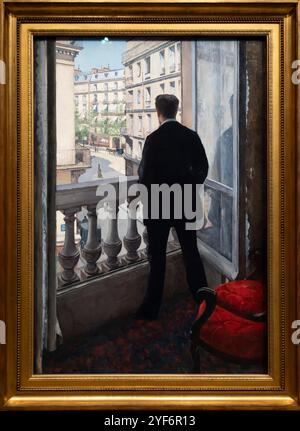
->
xmin=43 ymin=292 xmax=265 ymax=374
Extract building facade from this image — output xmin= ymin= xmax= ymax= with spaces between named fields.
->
xmin=74 ymin=67 xmax=126 ymax=147
xmin=122 ymin=40 xmax=182 ymax=175
xmin=56 ymin=40 xmax=91 ymax=185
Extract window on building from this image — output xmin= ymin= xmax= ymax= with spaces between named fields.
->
xmin=169 ymin=81 xmax=176 ymax=94
xmin=136 ymin=62 xmax=141 ymax=77
xmin=147 ymin=114 xmax=151 ymax=132
xmin=129 ymin=114 xmax=133 ymax=134
xmin=95 ymin=74 xmax=98 ymax=79
xmin=93 ymin=84 xmax=97 ymax=91
xmin=176 ymin=42 xmax=181 ymax=70
xmin=115 ymin=71 xmax=118 ymax=76
xmin=114 ymin=82 xmax=118 ymax=90
xmin=93 ymin=93 xmax=98 ymax=102
xmin=75 ymin=96 xmax=79 ymax=106
xmin=169 ymin=45 xmax=176 ymax=73
xmin=138 ymin=115 xmax=142 ymax=133
xmin=138 ymin=141 xmax=143 ymax=155
xmin=159 ymin=51 xmax=165 ymax=75
xmin=160 ymin=83 xmax=165 ymax=94
xmin=104 ymin=83 xmax=108 ymax=92
xmin=127 ymin=90 xmax=133 ymax=109
xmin=114 ymin=92 xmax=118 ymax=102
xmin=126 ymin=65 xmax=133 ymax=85
xmin=145 ymin=57 xmax=151 ymax=78
xmin=145 ymin=87 xmax=151 ymax=107
xmin=137 ymin=89 xmax=141 ymax=104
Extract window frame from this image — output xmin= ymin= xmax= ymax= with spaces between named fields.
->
xmin=193 ymin=40 xmax=240 ymax=279
xmin=169 ymin=44 xmax=176 ymax=73
xmin=136 ymin=61 xmax=141 ymax=77
xmin=144 ymin=56 xmax=151 ymax=78
xmin=159 ymin=50 xmax=165 ymax=75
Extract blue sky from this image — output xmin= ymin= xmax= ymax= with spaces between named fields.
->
xmin=74 ymin=39 xmax=126 ymax=72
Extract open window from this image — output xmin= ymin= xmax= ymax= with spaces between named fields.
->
xmin=182 ymin=39 xmax=267 ymax=281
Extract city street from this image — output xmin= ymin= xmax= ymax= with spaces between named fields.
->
xmin=78 ymin=147 xmax=126 ymax=182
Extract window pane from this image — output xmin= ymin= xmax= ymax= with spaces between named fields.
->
xmin=198 ymin=185 xmax=233 ymax=261
xmin=196 ymin=40 xmax=238 ymax=188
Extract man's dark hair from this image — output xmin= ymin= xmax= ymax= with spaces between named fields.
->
xmin=155 ymin=94 xmax=179 ymax=118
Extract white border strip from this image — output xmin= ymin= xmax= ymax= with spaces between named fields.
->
xmin=0 ymin=60 xmax=6 ymax=84
xmin=0 ymin=320 xmax=6 ymax=344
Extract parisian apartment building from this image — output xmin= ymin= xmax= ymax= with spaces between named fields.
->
xmin=74 ymin=66 xmax=126 ymax=142
xmin=122 ymin=40 xmax=182 ymax=176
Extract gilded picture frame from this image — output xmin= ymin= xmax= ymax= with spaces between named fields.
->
xmin=0 ymin=0 xmax=299 ymax=410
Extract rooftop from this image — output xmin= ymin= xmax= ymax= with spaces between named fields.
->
xmin=74 ymin=67 xmax=125 ymax=83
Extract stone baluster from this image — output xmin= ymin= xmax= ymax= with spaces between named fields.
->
xmin=81 ymin=205 xmax=102 ymax=276
xmin=58 ymin=207 xmax=81 ymax=285
xmin=171 ymin=227 xmax=180 ymax=245
xmin=142 ymin=226 xmax=149 ymax=256
xmin=103 ymin=201 xmax=122 ymax=269
xmin=123 ymin=197 xmax=141 ymax=262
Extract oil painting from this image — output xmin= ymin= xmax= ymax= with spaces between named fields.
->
xmin=34 ymin=37 xmax=267 ymax=375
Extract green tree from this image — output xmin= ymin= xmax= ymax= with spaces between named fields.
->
xmin=75 ymin=107 xmax=90 ymax=142
xmin=99 ymin=116 xmax=126 ymax=137
xmin=75 ymin=106 xmax=99 ymax=143
xmin=75 ymin=104 xmax=126 ymax=143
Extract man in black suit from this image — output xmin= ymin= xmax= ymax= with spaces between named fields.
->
xmin=134 ymin=94 xmax=214 ymax=320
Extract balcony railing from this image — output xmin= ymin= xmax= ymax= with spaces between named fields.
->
xmin=101 ymin=112 xmax=123 ymax=116
xmin=56 ymin=176 xmax=180 ymax=288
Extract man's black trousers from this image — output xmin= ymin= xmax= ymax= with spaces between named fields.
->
xmin=140 ymin=220 xmax=208 ymax=316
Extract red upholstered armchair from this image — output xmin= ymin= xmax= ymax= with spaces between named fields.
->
xmin=190 ymin=280 xmax=267 ymax=374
